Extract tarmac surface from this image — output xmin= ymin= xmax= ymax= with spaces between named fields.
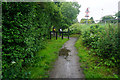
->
xmin=50 ymin=37 xmax=85 ymax=78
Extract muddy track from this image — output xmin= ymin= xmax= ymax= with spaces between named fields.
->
xmin=49 ymin=37 xmax=85 ymax=78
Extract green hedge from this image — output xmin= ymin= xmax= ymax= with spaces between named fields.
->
xmin=2 ymin=2 xmax=80 ymax=78
xmin=2 ymin=2 xmax=60 ymax=78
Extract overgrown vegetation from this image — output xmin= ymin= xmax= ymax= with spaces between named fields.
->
xmin=2 ymin=2 xmax=80 ymax=78
xmin=64 ymin=23 xmax=89 ymax=35
xmin=75 ymin=36 xmax=118 ymax=78
xmin=2 ymin=2 xmax=54 ymax=78
xmin=82 ymin=24 xmax=120 ymax=68
xmin=74 ymin=23 xmax=120 ymax=78
xmin=3 ymin=1 xmax=120 ymax=79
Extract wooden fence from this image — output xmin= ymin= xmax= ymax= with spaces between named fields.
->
xmin=50 ymin=29 xmax=69 ymax=40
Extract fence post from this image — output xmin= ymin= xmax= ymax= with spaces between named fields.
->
xmin=68 ymin=28 xmax=69 ymax=39
xmin=50 ymin=31 xmax=51 ymax=39
xmin=56 ymin=32 xmax=57 ymax=40
xmin=62 ymin=32 xmax=63 ymax=39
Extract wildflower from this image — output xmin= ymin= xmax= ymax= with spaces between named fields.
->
xmin=11 ymin=61 xmax=16 ymax=64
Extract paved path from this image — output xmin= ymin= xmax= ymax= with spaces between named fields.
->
xmin=50 ymin=37 xmax=85 ymax=78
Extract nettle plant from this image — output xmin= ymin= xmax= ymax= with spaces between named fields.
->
xmin=82 ymin=24 xmax=102 ymax=48
xmin=82 ymin=24 xmax=120 ymax=67
xmin=94 ymin=25 xmax=119 ymax=66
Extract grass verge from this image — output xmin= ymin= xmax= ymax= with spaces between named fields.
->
xmin=70 ymin=34 xmax=80 ymax=38
xmin=75 ymin=36 xmax=118 ymax=79
xmin=25 ymin=37 xmax=68 ymax=78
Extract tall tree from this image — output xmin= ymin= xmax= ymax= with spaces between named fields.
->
xmin=60 ymin=2 xmax=80 ymax=29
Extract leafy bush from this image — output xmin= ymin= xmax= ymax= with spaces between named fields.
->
xmin=82 ymin=24 xmax=120 ymax=67
xmin=82 ymin=24 xmax=102 ymax=48
xmin=94 ymin=25 xmax=119 ymax=63
xmin=64 ymin=23 xmax=82 ymax=34
xmin=2 ymin=2 xmax=81 ymax=78
xmin=2 ymin=2 xmax=61 ymax=78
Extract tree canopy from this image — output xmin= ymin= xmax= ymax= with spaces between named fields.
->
xmin=80 ymin=17 xmax=95 ymax=24
xmin=60 ymin=2 xmax=80 ymax=29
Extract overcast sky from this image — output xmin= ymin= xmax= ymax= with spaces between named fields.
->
xmin=66 ymin=0 xmax=120 ymax=22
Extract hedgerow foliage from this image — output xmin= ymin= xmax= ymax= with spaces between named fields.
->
xmin=2 ymin=2 xmax=56 ymax=78
xmin=82 ymin=24 xmax=120 ymax=67
xmin=2 ymin=2 xmax=53 ymax=78
xmin=2 ymin=2 xmax=80 ymax=78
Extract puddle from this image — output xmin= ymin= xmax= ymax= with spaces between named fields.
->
xmin=59 ymin=47 xmax=71 ymax=59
